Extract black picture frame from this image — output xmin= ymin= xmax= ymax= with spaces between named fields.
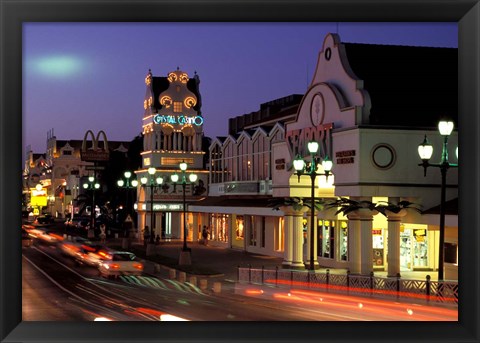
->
xmin=1 ymin=0 xmax=479 ymax=342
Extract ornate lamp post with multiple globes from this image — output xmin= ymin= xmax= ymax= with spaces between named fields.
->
xmin=117 ymin=171 xmax=139 ymax=246
xmin=83 ymin=176 xmax=100 ymax=238
xmin=171 ymin=161 xmax=198 ymax=265
xmin=140 ymin=167 xmax=163 ymax=248
xmin=117 ymin=171 xmax=139 ymax=221
xmin=293 ymin=141 xmax=333 ymax=271
xmin=417 ymin=120 xmax=458 ymax=281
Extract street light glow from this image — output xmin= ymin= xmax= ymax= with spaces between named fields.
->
xmin=438 ymin=121 xmax=454 ymax=136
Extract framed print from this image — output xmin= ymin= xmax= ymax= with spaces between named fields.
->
xmin=1 ymin=0 xmax=479 ymax=342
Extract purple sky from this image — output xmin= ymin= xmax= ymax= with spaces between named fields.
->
xmin=23 ymin=22 xmax=457 ymax=154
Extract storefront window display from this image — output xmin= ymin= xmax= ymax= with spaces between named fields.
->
xmin=340 ymin=221 xmax=348 ymax=261
xmin=372 ymin=228 xmax=385 ymax=267
xmin=413 ymin=228 xmax=428 ymax=267
xmin=318 ymin=220 xmax=335 ymax=259
xmin=235 ymin=215 xmax=244 ymax=240
xmin=210 ymin=213 xmax=229 ymax=243
xmin=400 ymin=224 xmax=429 ymax=271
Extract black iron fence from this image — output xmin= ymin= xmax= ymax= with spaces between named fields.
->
xmin=237 ymin=266 xmax=458 ymax=306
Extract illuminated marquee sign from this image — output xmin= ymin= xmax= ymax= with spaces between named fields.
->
xmin=286 ymin=122 xmax=333 ymax=157
xmin=135 ymin=203 xmax=184 ymax=211
xmin=153 ymin=204 xmax=183 ymax=211
xmin=153 ymin=114 xmax=204 ymax=126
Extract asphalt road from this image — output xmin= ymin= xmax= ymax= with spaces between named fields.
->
xmin=21 ymin=238 xmax=458 ymax=321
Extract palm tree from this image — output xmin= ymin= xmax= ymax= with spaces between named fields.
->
xmin=325 ymin=197 xmax=377 ymax=216
xmin=269 ymin=197 xmax=326 ymax=212
xmin=326 ymin=197 xmax=422 ymax=217
xmin=375 ymin=200 xmax=422 ymax=217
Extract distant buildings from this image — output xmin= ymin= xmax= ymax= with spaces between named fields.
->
xmin=23 ymin=129 xmax=131 ymax=219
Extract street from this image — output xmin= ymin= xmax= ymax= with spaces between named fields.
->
xmin=22 ymin=236 xmax=458 ymax=321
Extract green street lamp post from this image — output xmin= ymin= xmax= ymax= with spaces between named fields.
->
xmin=418 ymin=120 xmax=458 ymax=281
xmin=171 ymin=161 xmax=198 ymax=265
xmin=293 ymin=141 xmax=333 ymax=271
xmin=117 ymin=171 xmax=139 ymax=243
xmin=117 ymin=171 xmax=139 ymax=223
xmin=83 ymin=176 xmax=100 ymax=237
xmin=140 ymin=167 xmax=163 ymax=244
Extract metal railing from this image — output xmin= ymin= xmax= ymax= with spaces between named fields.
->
xmin=237 ymin=266 xmax=458 ymax=306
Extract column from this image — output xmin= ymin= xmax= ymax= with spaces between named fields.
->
xmin=282 ymin=212 xmax=293 ymax=267
xmin=358 ymin=208 xmax=377 ymax=276
xmin=386 ymin=209 xmax=407 ymax=277
xmin=291 ymin=207 xmax=307 ymax=269
xmin=192 ymin=213 xmax=199 ymax=242
xmin=347 ymin=213 xmax=361 ymax=274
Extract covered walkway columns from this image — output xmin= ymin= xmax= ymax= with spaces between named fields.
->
xmin=281 ymin=206 xmax=307 ymax=269
xmin=386 ymin=207 xmax=407 ymax=277
xmin=346 ymin=200 xmax=378 ymax=276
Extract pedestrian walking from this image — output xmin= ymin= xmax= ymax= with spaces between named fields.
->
xmin=144 ymin=225 xmax=150 ymax=246
xmin=99 ymin=223 xmax=106 ymax=243
xmin=202 ymin=225 xmax=209 ymax=246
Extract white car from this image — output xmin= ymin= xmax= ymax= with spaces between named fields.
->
xmin=98 ymin=251 xmax=144 ymax=278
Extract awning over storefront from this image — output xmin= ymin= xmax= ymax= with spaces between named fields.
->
xmin=189 ymin=196 xmax=284 ymax=216
xmin=422 ymin=198 xmax=458 ymax=227
xmin=422 ymin=198 xmax=458 ymax=215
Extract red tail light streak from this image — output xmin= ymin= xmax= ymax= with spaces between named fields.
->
xmin=265 ymin=279 xmax=458 ymax=304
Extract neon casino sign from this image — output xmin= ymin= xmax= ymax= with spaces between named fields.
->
xmin=153 ymin=114 xmax=204 ymax=126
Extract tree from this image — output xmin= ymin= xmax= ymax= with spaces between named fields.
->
xmin=326 ymin=197 xmax=422 ymax=217
xmin=269 ymin=197 xmax=325 ymax=212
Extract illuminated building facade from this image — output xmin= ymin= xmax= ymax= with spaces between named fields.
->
xmin=197 ymin=33 xmax=458 ymax=280
xmin=23 ymin=130 xmax=130 ymax=219
xmin=135 ymin=68 xmax=209 ymax=241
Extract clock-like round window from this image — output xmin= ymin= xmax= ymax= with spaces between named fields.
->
xmin=371 ymin=144 xmax=396 ymax=170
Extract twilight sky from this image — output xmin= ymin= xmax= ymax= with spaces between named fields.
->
xmin=23 ymin=22 xmax=457 ymax=154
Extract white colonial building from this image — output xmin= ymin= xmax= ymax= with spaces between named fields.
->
xmin=193 ymin=33 xmax=458 ymax=280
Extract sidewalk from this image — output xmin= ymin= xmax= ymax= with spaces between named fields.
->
xmin=100 ymin=237 xmax=458 ymax=308
xmin=106 ymin=237 xmax=284 ymax=282
xmin=105 ymin=237 xmax=439 ymax=284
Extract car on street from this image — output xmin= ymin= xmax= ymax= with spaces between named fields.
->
xmin=98 ymin=251 xmax=144 ymax=278
xmin=23 ymin=224 xmax=63 ymax=244
xmin=36 ymin=230 xmax=63 ymax=244
xmin=57 ymin=236 xmax=92 ymax=258
xmin=74 ymin=244 xmax=113 ymax=267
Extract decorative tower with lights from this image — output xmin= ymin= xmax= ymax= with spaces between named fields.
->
xmin=136 ymin=68 xmax=207 ymax=243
